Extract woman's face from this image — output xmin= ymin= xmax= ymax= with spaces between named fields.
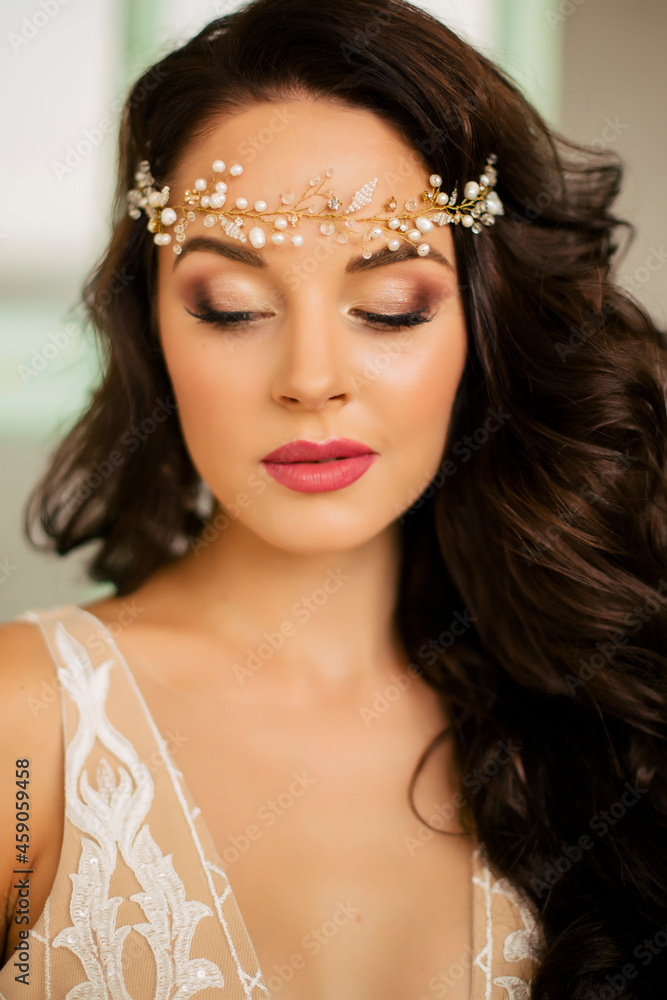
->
xmin=156 ymin=100 xmax=468 ymax=553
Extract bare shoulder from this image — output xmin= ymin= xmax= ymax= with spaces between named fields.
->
xmin=81 ymin=593 xmax=146 ymax=627
xmin=0 ymin=618 xmax=60 ymax=731
xmin=0 ymin=619 xmax=65 ymax=950
xmin=81 ymin=569 xmax=187 ymax=632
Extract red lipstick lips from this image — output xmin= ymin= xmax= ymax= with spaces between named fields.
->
xmin=261 ymin=437 xmax=378 ymax=493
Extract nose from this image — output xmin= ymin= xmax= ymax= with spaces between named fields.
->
xmin=271 ymin=295 xmax=351 ymax=410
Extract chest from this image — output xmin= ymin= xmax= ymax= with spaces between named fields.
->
xmin=130 ymin=655 xmax=475 ymax=1000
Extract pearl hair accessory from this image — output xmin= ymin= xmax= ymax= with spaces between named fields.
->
xmin=126 ymin=154 xmax=504 ymax=258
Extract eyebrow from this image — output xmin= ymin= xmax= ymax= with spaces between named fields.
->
xmin=172 ymin=235 xmax=454 ymax=273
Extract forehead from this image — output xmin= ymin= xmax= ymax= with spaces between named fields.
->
xmin=156 ymin=99 xmax=459 ymax=276
xmin=168 ymin=99 xmax=433 ymax=212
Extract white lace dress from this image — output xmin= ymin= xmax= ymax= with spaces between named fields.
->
xmin=0 ymin=605 xmax=543 ymax=999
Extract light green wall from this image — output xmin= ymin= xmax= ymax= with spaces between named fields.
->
xmin=120 ymin=0 xmax=164 ymax=84
xmin=497 ymin=0 xmax=564 ymax=127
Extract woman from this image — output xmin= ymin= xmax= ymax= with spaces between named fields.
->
xmin=1 ymin=0 xmax=666 ymax=996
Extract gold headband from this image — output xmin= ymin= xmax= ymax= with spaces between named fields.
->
xmin=127 ymin=154 xmax=504 ymax=258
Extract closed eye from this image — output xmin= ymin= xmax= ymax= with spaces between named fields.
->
xmin=351 ymin=308 xmax=433 ymax=330
xmin=185 ymin=306 xmax=270 ymax=327
xmin=184 ymin=305 xmax=434 ymax=331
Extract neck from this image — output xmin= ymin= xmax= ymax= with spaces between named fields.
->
xmin=163 ymin=503 xmax=410 ymax=697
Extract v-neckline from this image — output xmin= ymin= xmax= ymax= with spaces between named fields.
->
xmin=74 ymin=603 xmax=483 ymax=998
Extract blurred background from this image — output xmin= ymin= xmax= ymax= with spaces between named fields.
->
xmin=1 ymin=0 xmax=665 ymax=621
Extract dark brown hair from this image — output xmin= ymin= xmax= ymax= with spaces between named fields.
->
xmin=26 ymin=0 xmax=667 ymax=994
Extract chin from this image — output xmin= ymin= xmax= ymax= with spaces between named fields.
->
xmin=250 ymin=509 xmax=394 ymax=553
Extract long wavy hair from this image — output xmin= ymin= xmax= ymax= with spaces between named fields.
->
xmin=26 ymin=0 xmax=667 ymax=994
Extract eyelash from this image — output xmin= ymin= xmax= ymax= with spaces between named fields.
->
xmin=358 ymin=308 xmax=432 ymax=330
xmin=185 ymin=305 xmax=433 ymax=332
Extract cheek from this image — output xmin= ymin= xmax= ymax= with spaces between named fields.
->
xmin=376 ymin=313 xmax=467 ymax=434
xmin=369 ymin=319 xmax=467 ymax=514
xmin=164 ymin=343 xmax=240 ymax=403
xmin=158 ymin=314 xmax=255 ymax=461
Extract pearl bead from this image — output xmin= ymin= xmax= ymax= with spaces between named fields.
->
xmin=485 ymin=192 xmax=504 ymax=215
xmin=417 ymin=243 xmax=430 ymax=256
xmin=464 ymin=181 xmax=480 ymax=200
xmin=154 ymin=233 xmax=171 ymax=245
xmin=371 ymin=226 xmax=383 ymax=238
xmin=148 ymin=191 xmax=164 ymax=207
xmin=249 ymin=227 xmax=266 ymax=248
xmin=387 ymin=239 xmax=401 ymax=251
xmin=230 ymin=164 xmax=243 ymax=176
xmin=200 ymin=195 xmax=211 ymax=208
xmin=194 ymin=178 xmax=207 ymax=191
xmin=429 ymin=174 xmax=442 ymax=187
xmin=212 ymin=160 xmax=225 ymax=173
xmin=461 ymin=214 xmax=474 ymax=227
xmin=235 ymin=197 xmax=248 ymax=210
xmin=416 ymin=217 xmax=433 ymax=232
xmin=209 ymin=193 xmax=226 ymax=208
xmin=436 ymin=193 xmax=449 ymax=205
xmin=407 ymin=229 xmax=420 ymax=240
xmin=388 ymin=218 xmax=400 ymax=229
xmin=291 ymin=234 xmax=304 ymax=246
xmin=254 ymin=200 xmax=268 ymax=212
xmin=160 ymin=208 xmax=177 ymax=226
xmin=274 ymin=217 xmax=288 ymax=230
xmin=271 ymin=233 xmax=285 ymax=244
xmin=215 ymin=181 xmax=227 ymax=193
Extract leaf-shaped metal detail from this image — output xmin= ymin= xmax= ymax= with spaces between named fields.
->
xmin=344 ymin=177 xmax=378 ymax=214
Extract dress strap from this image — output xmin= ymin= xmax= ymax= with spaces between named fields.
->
xmin=0 ymin=605 xmax=269 ymax=999
xmin=470 ymin=842 xmax=543 ymax=997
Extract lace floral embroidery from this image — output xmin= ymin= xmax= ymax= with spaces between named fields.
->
xmin=51 ymin=621 xmax=226 ymax=998
xmin=473 ymin=848 xmax=542 ymax=999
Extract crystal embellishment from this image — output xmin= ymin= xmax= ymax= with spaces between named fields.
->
xmin=126 ymin=155 xmax=504 ymax=257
